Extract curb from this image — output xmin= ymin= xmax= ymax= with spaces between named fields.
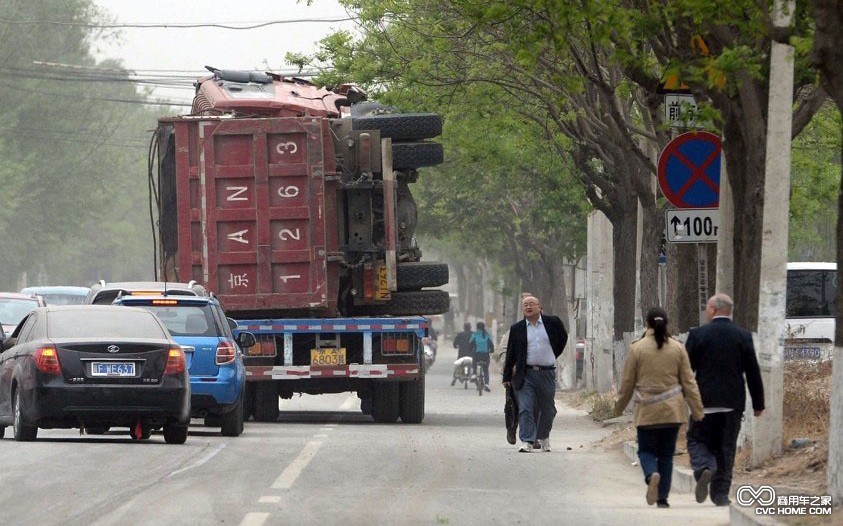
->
xmin=623 ymin=441 xmax=786 ymax=526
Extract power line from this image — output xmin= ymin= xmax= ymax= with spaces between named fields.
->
xmin=0 ymin=16 xmax=357 ymax=30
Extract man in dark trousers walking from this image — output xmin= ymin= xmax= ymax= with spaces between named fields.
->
xmin=502 ymin=295 xmax=567 ymax=452
xmin=685 ymin=293 xmax=765 ymax=506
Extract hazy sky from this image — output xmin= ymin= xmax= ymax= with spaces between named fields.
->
xmin=91 ymin=0 xmax=357 ymax=103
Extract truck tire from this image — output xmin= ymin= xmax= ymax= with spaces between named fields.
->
xmin=371 ymin=383 xmax=400 ymax=423
xmin=392 ymin=142 xmax=444 ymax=169
xmin=353 ymin=113 xmax=442 ymax=141
xmin=397 ymin=262 xmax=449 ymax=291
xmin=253 ymin=382 xmax=280 ymax=422
xmin=399 ymin=367 xmax=425 ymax=424
xmin=354 ymin=290 xmax=450 ymax=317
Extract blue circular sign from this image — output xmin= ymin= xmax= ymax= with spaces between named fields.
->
xmin=657 ymin=132 xmax=721 ymax=208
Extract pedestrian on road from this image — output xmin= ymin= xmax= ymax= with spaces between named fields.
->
xmin=470 ymin=321 xmax=494 ymax=391
xmin=502 ymin=295 xmax=567 ymax=453
xmin=453 ymin=322 xmax=473 ymax=359
xmin=614 ymin=307 xmax=705 ymax=508
xmin=685 ymin=293 xmax=765 ymax=507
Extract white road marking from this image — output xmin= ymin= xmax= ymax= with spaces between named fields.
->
xmin=338 ymin=395 xmax=358 ymax=410
xmin=238 ymin=512 xmax=270 ymax=526
xmin=318 ymin=427 xmax=334 ymax=432
xmin=271 ymin=441 xmax=323 ymax=489
xmin=313 ymin=434 xmax=328 ymax=438
xmin=258 ymin=496 xmax=282 ymax=504
xmin=167 ymin=444 xmax=226 ymax=478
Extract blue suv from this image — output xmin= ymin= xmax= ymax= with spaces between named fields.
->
xmin=113 ymin=294 xmax=255 ymax=436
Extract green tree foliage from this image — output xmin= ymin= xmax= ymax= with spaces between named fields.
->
xmin=0 ymin=0 xmax=160 ymax=289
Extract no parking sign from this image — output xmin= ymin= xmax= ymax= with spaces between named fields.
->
xmin=657 ymin=132 xmax=721 ymax=208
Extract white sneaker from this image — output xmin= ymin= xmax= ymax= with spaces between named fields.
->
xmin=539 ymin=438 xmax=551 ymax=452
xmin=518 ymin=441 xmax=533 ymax=453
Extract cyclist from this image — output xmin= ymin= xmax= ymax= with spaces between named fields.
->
xmin=470 ymin=321 xmax=494 ymax=392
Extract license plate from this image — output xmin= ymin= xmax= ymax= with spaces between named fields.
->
xmin=375 ymin=265 xmax=390 ymax=300
xmin=310 ymin=348 xmax=346 ymax=366
xmin=91 ymin=362 xmax=136 ymax=377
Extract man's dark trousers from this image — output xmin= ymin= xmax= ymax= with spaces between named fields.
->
xmin=516 ymin=369 xmax=557 ymax=442
xmin=686 ymin=411 xmax=743 ymax=503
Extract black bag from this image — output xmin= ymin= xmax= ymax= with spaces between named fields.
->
xmin=504 ymin=385 xmax=519 ymax=430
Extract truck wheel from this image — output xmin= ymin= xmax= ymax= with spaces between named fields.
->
xmin=220 ymin=388 xmax=245 ymax=437
xmin=371 ymin=383 xmax=400 ymax=423
xmin=354 ymin=290 xmax=450 ymax=317
xmin=253 ymin=382 xmax=280 ymax=422
xmin=353 ymin=113 xmax=442 ymax=141
xmin=399 ymin=367 xmax=425 ymax=424
xmin=397 ymin=262 xmax=449 ymax=290
xmin=392 ymin=142 xmax=444 ymax=169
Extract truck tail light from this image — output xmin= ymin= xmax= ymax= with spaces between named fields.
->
xmin=381 ymin=334 xmax=412 ymax=355
xmin=363 ymin=266 xmax=374 ymax=301
xmin=216 ymin=340 xmax=236 ymax=365
xmin=34 ymin=346 xmax=61 ymax=374
xmin=164 ymin=347 xmax=186 ymax=375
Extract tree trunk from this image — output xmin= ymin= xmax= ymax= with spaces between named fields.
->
xmin=639 ymin=204 xmax=662 ymax=317
xmin=612 ymin=194 xmax=639 ymax=340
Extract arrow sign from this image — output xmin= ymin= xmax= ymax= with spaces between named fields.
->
xmin=658 ymin=131 xmax=721 ymax=208
xmin=665 ymin=209 xmax=720 ymax=243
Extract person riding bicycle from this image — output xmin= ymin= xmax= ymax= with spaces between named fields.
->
xmin=470 ymin=322 xmax=494 ymax=392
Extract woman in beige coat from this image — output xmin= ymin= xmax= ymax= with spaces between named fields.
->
xmin=615 ymin=307 xmax=704 ymax=508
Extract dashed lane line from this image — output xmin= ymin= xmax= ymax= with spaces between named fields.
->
xmin=258 ymin=496 xmax=281 ymax=504
xmin=271 ymin=440 xmax=324 ymax=489
xmin=238 ymin=512 xmax=270 ymax=526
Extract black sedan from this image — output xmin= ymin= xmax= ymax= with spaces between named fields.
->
xmin=0 ymin=305 xmax=190 ymax=443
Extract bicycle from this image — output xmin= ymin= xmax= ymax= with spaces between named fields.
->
xmin=475 ymin=357 xmax=489 ymax=396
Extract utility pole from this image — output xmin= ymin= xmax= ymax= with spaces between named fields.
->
xmin=753 ymin=0 xmax=795 ymax=466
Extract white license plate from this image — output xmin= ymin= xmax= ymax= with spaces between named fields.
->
xmin=91 ymin=362 xmax=136 ymax=377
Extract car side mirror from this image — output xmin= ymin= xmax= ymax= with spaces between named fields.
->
xmin=236 ymin=331 xmax=256 ymax=349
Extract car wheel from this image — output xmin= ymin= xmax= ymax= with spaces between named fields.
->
xmin=221 ymin=388 xmax=245 ymax=437
xmin=163 ymin=423 xmax=188 ymax=444
xmin=85 ymin=426 xmax=110 ymax=435
xmin=13 ymin=388 xmax=37 ymax=442
xmin=396 ymin=262 xmax=449 ymax=290
xmin=0 ymin=426 xmax=4 ymax=439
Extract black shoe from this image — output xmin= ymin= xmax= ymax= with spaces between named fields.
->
xmin=656 ymin=499 xmax=669 ymax=508
xmin=506 ymin=426 xmax=517 ymax=445
xmin=695 ymin=469 xmax=712 ymax=503
xmin=712 ymin=498 xmax=731 ymax=507
xmin=484 ymin=386 xmax=491 ymax=392
xmin=450 ymin=378 xmax=456 ymax=386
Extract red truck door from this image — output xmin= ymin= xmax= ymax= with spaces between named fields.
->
xmin=171 ymin=117 xmax=336 ymax=313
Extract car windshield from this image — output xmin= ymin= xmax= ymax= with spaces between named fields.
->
xmin=0 ymin=298 xmax=40 ymax=326
xmin=128 ymin=304 xmax=218 ymax=337
xmin=47 ymin=309 xmax=168 ymax=339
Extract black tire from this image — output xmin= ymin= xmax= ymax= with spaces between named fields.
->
xmin=397 ymin=262 xmax=449 ymax=291
xmin=163 ymin=423 xmax=188 ymax=444
xmin=392 ymin=142 xmax=444 ymax=169
xmin=353 ymin=113 xmax=442 ymax=141
xmin=13 ymin=388 xmax=37 ymax=442
xmin=252 ymin=382 xmax=280 ymax=422
xmin=86 ymin=426 xmax=110 ymax=435
xmin=371 ymin=383 xmax=400 ymax=423
xmin=354 ymin=290 xmax=450 ymax=317
xmin=0 ymin=426 xmax=4 ymax=439
xmin=399 ymin=368 xmax=425 ymax=424
xmin=221 ymin=388 xmax=245 ymax=437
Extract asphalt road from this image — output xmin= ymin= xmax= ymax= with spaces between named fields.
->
xmin=0 ymin=343 xmax=731 ymax=526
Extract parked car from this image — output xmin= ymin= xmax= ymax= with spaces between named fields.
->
xmin=0 ymin=305 xmax=190 ymax=443
xmin=86 ymin=280 xmax=207 ymax=305
xmin=0 ymin=292 xmax=47 ymax=335
xmin=112 ymin=293 xmax=255 ymax=436
xmin=20 ymin=285 xmax=90 ymax=306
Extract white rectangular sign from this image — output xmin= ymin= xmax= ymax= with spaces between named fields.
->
xmin=666 ymin=209 xmax=719 ymax=243
xmin=664 ymin=94 xmax=699 ymax=128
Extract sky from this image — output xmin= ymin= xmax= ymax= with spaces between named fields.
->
xmin=91 ymin=0 xmax=358 ymax=104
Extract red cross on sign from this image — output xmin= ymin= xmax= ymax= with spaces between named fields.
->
xmin=657 ymin=131 xmax=722 ymax=209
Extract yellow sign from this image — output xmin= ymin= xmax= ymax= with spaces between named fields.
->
xmin=310 ymin=348 xmax=347 ymax=366
xmin=375 ymin=265 xmax=390 ymax=300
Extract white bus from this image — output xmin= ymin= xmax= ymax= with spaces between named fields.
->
xmin=785 ymin=262 xmax=836 ymax=359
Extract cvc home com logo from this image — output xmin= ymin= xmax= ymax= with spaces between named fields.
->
xmin=735 ymin=485 xmax=833 ymax=516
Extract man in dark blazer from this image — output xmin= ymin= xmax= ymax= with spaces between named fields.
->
xmin=685 ymin=293 xmax=765 ymax=506
xmin=502 ymin=296 xmax=568 ymax=452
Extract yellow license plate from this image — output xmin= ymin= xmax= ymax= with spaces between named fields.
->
xmin=375 ymin=265 xmax=390 ymax=300
xmin=310 ymin=348 xmax=347 ymax=366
